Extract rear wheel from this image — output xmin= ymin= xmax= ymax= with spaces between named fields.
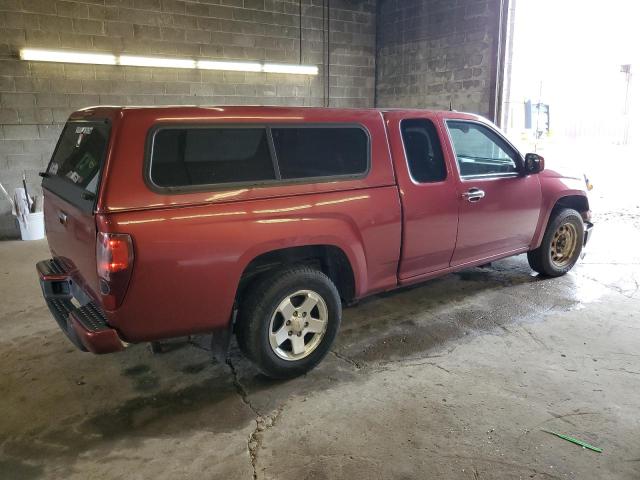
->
xmin=528 ymin=208 xmax=584 ymax=277
xmin=236 ymin=266 xmax=341 ymax=378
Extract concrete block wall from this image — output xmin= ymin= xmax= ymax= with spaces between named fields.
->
xmin=376 ymin=0 xmax=506 ymax=119
xmin=0 ymin=0 xmax=376 ymax=238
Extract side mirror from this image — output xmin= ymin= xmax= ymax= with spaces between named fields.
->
xmin=524 ymin=153 xmax=545 ymax=174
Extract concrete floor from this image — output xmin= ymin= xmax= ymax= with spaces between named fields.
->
xmin=1 ymin=177 xmax=640 ymax=478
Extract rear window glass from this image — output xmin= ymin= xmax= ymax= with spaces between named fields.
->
xmin=401 ymin=119 xmax=447 ymax=183
xmin=150 ymin=128 xmax=275 ymax=187
xmin=47 ymin=123 xmax=110 ymax=194
xmin=271 ymin=127 xmax=368 ymax=179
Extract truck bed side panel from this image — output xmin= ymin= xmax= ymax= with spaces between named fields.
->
xmin=104 ymin=187 xmax=401 ymax=342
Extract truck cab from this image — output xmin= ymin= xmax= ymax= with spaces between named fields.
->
xmin=388 ymin=110 xmax=540 ymax=279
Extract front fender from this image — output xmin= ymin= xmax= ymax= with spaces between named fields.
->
xmin=531 ymin=174 xmax=589 ymax=249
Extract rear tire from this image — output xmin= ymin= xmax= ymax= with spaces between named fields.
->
xmin=236 ymin=266 xmax=341 ymax=379
xmin=527 ymin=208 xmax=584 ymax=277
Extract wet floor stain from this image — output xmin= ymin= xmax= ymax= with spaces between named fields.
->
xmin=1 ymin=372 xmax=254 ymax=468
xmin=182 ymin=362 xmax=209 ymax=374
xmin=0 ymin=458 xmax=44 ymax=480
xmin=122 ymin=364 xmax=151 ymax=377
xmin=84 ymin=378 xmax=244 ymax=438
xmin=336 ymin=257 xmax=606 ymax=364
xmin=121 ymin=364 xmax=160 ymax=392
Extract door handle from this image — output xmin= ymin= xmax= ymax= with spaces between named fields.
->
xmin=461 ymin=188 xmax=485 ymax=203
xmin=58 ymin=211 xmax=68 ymax=225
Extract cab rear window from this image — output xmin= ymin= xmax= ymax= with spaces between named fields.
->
xmin=47 ymin=122 xmax=110 ymax=194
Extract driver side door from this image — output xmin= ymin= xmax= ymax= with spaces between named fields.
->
xmin=444 ymin=117 xmax=542 ymax=266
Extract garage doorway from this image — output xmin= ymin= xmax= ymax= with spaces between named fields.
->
xmin=501 ymin=0 xmax=639 ymax=218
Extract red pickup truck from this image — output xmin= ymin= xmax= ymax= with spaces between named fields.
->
xmin=37 ymin=106 xmax=592 ymax=378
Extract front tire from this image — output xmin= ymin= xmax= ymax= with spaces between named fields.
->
xmin=528 ymin=208 xmax=584 ymax=277
xmin=236 ymin=266 xmax=341 ymax=379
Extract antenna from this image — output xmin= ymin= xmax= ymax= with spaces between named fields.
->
xmin=449 ymin=100 xmax=453 ymax=111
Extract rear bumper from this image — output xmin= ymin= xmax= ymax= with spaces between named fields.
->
xmin=37 ymin=259 xmax=126 ymax=354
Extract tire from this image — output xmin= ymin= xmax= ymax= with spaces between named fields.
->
xmin=236 ymin=266 xmax=341 ymax=379
xmin=527 ymin=208 xmax=584 ymax=277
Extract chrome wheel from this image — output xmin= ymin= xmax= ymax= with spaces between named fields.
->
xmin=268 ymin=290 xmax=329 ymax=361
xmin=550 ymin=222 xmax=578 ymax=268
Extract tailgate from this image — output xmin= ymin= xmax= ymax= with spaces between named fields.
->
xmin=42 ymin=120 xmax=111 ymax=301
xmin=43 ymin=193 xmax=100 ymax=300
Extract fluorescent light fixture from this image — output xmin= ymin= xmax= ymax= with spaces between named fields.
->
xmin=20 ymin=48 xmax=116 ymax=65
xmin=119 ymin=55 xmax=195 ymax=69
xmin=19 ymin=48 xmax=318 ymax=75
xmin=198 ymin=61 xmax=318 ymax=75
xmin=197 ymin=60 xmax=262 ymax=72
xmin=263 ymin=63 xmax=319 ymax=75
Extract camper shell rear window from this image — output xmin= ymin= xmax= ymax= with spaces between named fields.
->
xmin=42 ymin=120 xmax=110 ymax=211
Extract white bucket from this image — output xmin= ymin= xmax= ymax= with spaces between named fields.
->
xmin=18 ymin=211 xmax=45 ymax=241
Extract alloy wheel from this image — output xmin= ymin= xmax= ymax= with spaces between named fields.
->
xmin=268 ymin=290 xmax=329 ymax=361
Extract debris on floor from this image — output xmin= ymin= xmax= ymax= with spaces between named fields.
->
xmin=542 ymin=429 xmax=603 ymax=453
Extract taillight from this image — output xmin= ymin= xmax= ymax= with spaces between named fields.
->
xmin=97 ymin=232 xmax=134 ymax=310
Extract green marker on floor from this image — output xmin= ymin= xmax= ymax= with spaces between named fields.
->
xmin=542 ymin=429 xmax=603 ymax=453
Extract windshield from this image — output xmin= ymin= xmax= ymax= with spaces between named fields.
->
xmin=47 ymin=122 xmax=110 ymax=194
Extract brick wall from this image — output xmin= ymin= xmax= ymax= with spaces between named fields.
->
xmin=0 ymin=0 xmax=376 ymax=238
xmin=376 ymin=0 xmax=506 ymax=119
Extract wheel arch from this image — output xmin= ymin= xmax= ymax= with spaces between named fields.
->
xmin=532 ymin=192 xmax=590 ymax=250
xmin=236 ymin=244 xmax=359 ymax=307
xmin=553 ymin=194 xmax=590 ymax=217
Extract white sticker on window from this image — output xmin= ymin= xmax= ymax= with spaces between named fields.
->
xmin=67 ymin=171 xmax=82 ymax=184
xmin=49 ymin=162 xmax=59 ymax=175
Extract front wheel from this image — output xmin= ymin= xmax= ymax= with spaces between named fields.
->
xmin=236 ymin=266 xmax=341 ymax=379
xmin=528 ymin=208 xmax=584 ymax=277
